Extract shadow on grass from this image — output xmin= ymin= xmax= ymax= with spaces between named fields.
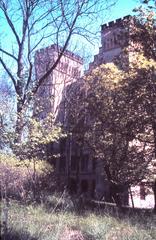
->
xmin=74 ymin=200 xmax=155 ymax=235
xmin=1 ymin=229 xmax=38 ymax=240
xmin=83 ymin=232 xmax=96 ymax=240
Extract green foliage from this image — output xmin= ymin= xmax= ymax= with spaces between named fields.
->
xmin=133 ymin=1 xmax=156 ymax=60
xmin=0 ymin=153 xmax=54 ymax=201
xmin=64 ymin=6 xmax=156 ymax=207
xmin=9 ymin=109 xmax=66 ymax=160
xmin=85 ymin=59 xmax=155 ymax=186
xmin=0 ymin=83 xmax=16 ymax=150
xmin=0 ymin=153 xmax=52 ymax=171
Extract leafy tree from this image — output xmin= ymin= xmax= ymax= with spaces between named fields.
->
xmin=65 ymin=8 xmax=156 ymax=206
xmin=0 ymin=80 xmax=15 ymax=150
xmin=128 ymin=0 xmax=156 ymax=211
xmin=83 ymin=62 xmax=154 ymax=206
xmin=0 ymin=0 xmax=117 ymax=144
xmin=83 ymin=2 xmax=156 ymax=208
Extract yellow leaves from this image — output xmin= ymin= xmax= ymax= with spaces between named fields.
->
xmin=86 ymin=63 xmax=124 ymax=91
xmin=129 ymin=53 xmax=156 ymax=71
xmin=14 ymin=112 xmax=65 ymax=160
xmin=29 ymin=113 xmax=64 ymax=145
xmin=0 ymin=153 xmax=53 ymax=175
xmin=0 ymin=153 xmax=19 ymax=168
xmin=87 ymin=54 xmax=156 ymax=90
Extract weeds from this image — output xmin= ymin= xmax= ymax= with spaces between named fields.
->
xmin=1 ymin=195 xmax=156 ymax=240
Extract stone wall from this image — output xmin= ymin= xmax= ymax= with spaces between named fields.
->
xmin=34 ymin=44 xmax=83 ymax=121
xmin=88 ymin=15 xmax=132 ymax=70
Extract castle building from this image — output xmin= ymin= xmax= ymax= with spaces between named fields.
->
xmin=34 ymin=44 xmax=83 ymax=121
xmin=86 ymin=15 xmax=155 ymax=207
xmin=34 ymin=16 xmax=131 ymax=202
xmin=88 ymin=15 xmax=131 ymax=70
xmin=34 ymin=17 xmax=155 ymax=208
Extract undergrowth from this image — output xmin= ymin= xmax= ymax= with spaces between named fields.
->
xmin=1 ymin=195 xmax=156 ymax=240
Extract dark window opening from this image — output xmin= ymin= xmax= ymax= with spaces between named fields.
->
xmin=81 ymin=180 xmax=88 ymax=193
xmin=59 ymin=156 xmax=66 ymax=172
xmin=71 ymin=155 xmax=79 ymax=172
xmin=92 ymin=158 xmax=96 ymax=172
xmin=52 ymin=158 xmax=56 ymax=168
xmin=103 ymin=41 xmax=106 ymax=50
xmin=91 ymin=180 xmax=96 ymax=198
xmin=110 ymin=38 xmax=114 ymax=48
xmin=106 ymin=39 xmax=110 ymax=49
xmin=69 ymin=178 xmax=77 ymax=194
xmin=60 ymin=138 xmax=66 ymax=154
xmin=46 ymin=142 xmax=53 ymax=155
xmin=81 ymin=154 xmax=89 ymax=172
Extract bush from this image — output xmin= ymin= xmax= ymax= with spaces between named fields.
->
xmin=0 ymin=153 xmax=54 ymax=202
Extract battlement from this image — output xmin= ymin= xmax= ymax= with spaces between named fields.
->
xmin=87 ymin=15 xmax=133 ymax=72
xmin=101 ymin=15 xmax=132 ymax=31
xmin=36 ymin=44 xmax=83 ymax=64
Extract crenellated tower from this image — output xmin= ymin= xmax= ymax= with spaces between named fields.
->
xmin=88 ymin=15 xmax=132 ymax=70
xmin=34 ymin=44 xmax=83 ymax=122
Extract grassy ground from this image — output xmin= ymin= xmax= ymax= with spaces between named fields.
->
xmin=1 ymin=195 xmax=156 ymax=240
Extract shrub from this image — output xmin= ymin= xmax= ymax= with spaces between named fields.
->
xmin=0 ymin=153 xmax=53 ymax=201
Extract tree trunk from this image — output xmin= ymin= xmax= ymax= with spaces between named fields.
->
xmin=152 ymin=122 xmax=156 ymax=213
xmin=13 ymin=97 xmax=24 ymax=155
xmin=104 ymin=165 xmax=122 ymax=207
xmin=15 ymin=41 xmax=25 ymax=144
xmin=33 ymin=158 xmax=37 ymax=201
xmin=15 ymin=104 xmax=23 ymax=143
xmin=153 ymin=180 xmax=156 ymax=213
xmin=129 ymin=187 xmax=134 ymax=208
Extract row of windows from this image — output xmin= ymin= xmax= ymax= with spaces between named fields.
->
xmin=59 ymin=155 xmax=96 ymax=173
xmin=69 ymin=178 xmax=95 ymax=195
xmin=103 ymin=33 xmax=124 ymax=50
xmin=59 ymin=62 xmax=81 ymax=77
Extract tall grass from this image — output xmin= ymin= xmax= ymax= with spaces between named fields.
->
xmin=1 ymin=195 xmax=156 ymax=240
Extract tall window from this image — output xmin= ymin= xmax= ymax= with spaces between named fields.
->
xmin=60 ymin=138 xmax=66 ymax=154
xmin=103 ymin=41 xmax=106 ymax=50
xmin=59 ymin=156 xmax=66 ymax=172
xmin=71 ymin=156 xmax=79 ymax=172
xmin=92 ymin=158 xmax=96 ymax=172
xmin=81 ymin=179 xmax=88 ymax=193
xmin=81 ymin=154 xmax=89 ymax=172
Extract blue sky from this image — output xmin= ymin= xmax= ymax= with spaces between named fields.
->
xmin=82 ymin=0 xmax=141 ymax=67
xmin=107 ymin=0 xmax=140 ymax=22
xmin=0 ymin=0 xmax=142 ymax=73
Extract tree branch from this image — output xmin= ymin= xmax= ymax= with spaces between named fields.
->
xmin=0 ymin=57 xmax=17 ymax=92
xmin=33 ymin=0 xmax=85 ymax=94
xmin=0 ymin=3 xmax=21 ymax=46
xmin=0 ymin=48 xmax=18 ymax=62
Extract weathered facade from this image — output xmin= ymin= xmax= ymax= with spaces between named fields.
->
xmin=88 ymin=15 xmax=131 ymax=70
xmin=35 ymin=17 xmax=155 ymax=208
xmin=81 ymin=16 xmax=131 ymax=202
xmin=34 ymin=17 xmax=131 ymax=203
xmin=34 ymin=44 xmax=83 ymax=121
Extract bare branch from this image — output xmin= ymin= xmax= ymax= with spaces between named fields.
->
xmin=0 ymin=2 xmax=21 ymax=45
xmin=33 ymin=0 xmax=86 ymax=94
xmin=60 ymin=0 xmax=70 ymax=29
xmin=0 ymin=57 xmax=17 ymax=91
xmin=0 ymin=48 xmax=18 ymax=61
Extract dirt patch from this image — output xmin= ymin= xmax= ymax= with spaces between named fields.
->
xmin=59 ymin=227 xmax=84 ymax=240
